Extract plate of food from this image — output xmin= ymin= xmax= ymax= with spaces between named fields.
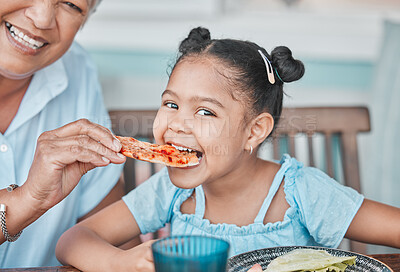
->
xmin=227 ymin=246 xmax=392 ymax=272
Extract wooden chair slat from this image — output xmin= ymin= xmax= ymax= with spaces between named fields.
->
xmin=123 ymin=158 xmax=137 ymax=193
xmin=288 ymin=132 xmax=296 ymax=157
xmin=341 ymin=133 xmax=362 ymax=192
xmin=324 ymin=133 xmax=334 ymax=178
xmin=272 ymin=136 xmax=280 ymax=160
xmin=276 ymin=107 xmax=370 ymax=134
xmin=307 ymin=134 xmax=315 ymax=167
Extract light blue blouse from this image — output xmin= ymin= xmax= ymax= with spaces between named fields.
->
xmin=0 ymin=43 xmax=123 ymax=268
xmin=123 ymin=154 xmax=364 ymax=257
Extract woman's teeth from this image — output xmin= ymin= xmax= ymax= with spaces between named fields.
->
xmin=6 ymin=22 xmax=44 ymax=50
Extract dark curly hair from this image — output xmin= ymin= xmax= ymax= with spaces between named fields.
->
xmin=170 ymin=26 xmax=305 ymax=134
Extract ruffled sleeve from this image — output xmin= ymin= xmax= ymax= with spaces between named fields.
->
xmin=284 ymin=164 xmax=364 ymax=248
xmin=122 ymin=168 xmax=181 ymax=234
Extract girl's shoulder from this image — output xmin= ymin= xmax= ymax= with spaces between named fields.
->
xmin=122 ymin=168 xmax=189 ymax=233
xmin=278 ymin=154 xmax=363 ymax=208
xmin=278 ymin=154 xmax=334 ymax=186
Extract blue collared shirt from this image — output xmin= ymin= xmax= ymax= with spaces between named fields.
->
xmin=0 ymin=43 xmax=123 ymax=268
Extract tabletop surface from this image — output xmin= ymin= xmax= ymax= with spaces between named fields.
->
xmin=0 ymin=254 xmax=399 ymax=272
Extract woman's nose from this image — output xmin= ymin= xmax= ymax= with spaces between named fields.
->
xmin=25 ymin=1 xmax=56 ymax=30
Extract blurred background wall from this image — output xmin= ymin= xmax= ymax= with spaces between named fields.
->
xmin=75 ymin=0 xmax=400 ymax=254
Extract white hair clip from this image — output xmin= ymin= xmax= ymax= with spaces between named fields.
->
xmin=258 ymin=50 xmax=276 ymax=84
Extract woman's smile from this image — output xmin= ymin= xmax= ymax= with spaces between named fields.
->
xmin=0 ymin=1 xmax=89 ymax=79
xmin=5 ymin=21 xmax=47 ymax=55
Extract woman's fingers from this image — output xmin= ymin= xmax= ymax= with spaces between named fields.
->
xmin=42 ymin=119 xmax=122 ymax=152
xmin=45 ymin=135 xmax=125 ymax=165
xmin=58 ymin=145 xmax=114 ymax=167
xmin=36 ymin=118 xmax=126 ymax=166
xmin=35 ymin=138 xmax=121 ymax=170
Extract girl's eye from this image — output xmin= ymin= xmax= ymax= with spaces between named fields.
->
xmin=197 ymin=109 xmax=215 ymax=116
xmin=64 ymin=2 xmax=83 ymax=12
xmin=165 ymin=102 xmax=178 ymax=109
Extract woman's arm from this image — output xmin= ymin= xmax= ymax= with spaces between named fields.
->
xmin=56 ymin=200 xmax=154 ymax=272
xmin=0 ymin=186 xmax=45 ymax=244
xmin=0 ymin=119 xmax=125 ymax=245
xmin=345 ymin=199 xmax=400 ymax=248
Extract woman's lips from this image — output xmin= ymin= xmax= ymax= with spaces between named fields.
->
xmin=5 ymin=22 xmax=48 ymax=55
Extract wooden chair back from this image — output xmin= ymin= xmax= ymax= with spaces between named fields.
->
xmin=109 ymin=107 xmax=371 ymax=252
xmin=272 ymin=106 xmax=370 ymax=192
xmin=271 ymin=106 xmax=370 ymax=253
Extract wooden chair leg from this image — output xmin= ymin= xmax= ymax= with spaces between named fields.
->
xmin=123 ymin=158 xmax=137 ymax=193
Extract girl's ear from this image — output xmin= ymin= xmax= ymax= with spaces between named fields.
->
xmin=246 ymin=113 xmax=274 ymax=152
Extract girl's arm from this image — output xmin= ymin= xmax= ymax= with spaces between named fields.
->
xmin=345 ymin=199 xmax=400 ymax=248
xmin=56 ymin=199 xmax=154 ymax=272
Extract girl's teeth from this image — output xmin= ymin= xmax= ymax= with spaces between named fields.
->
xmin=171 ymin=144 xmax=194 ymax=153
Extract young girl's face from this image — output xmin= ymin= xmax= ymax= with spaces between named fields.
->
xmin=153 ymin=58 xmax=252 ymax=189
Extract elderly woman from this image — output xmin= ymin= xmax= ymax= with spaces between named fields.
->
xmin=0 ymin=0 xmax=151 ymax=269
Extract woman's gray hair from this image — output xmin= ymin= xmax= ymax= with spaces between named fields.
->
xmin=91 ymin=0 xmax=102 ymax=13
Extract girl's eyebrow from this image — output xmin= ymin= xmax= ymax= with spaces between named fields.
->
xmin=192 ymin=96 xmax=225 ymax=109
xmin=161 ymin=90 xmax=225 ymax=109
xmin=161 ymin=89 xmax=176 ymax=98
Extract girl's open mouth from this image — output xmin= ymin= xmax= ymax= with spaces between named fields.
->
xmin=170 ymin=143 xmax=203 ymax=165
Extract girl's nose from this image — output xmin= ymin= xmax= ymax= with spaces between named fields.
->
xmin=168 ymin=114 xmax=194 ymax=134
xmin=25 ymin=1 xmax=56 ymax=30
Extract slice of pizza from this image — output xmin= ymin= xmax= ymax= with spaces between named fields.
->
xmin=116 ymin=136 xmax=201 ymax=168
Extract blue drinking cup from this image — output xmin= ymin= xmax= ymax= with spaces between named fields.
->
xmin=152 ymin=235 xmax=230 ymax=272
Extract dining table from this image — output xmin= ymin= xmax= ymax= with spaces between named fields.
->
xmin=0 ymin=254 xmax=399 ymax=272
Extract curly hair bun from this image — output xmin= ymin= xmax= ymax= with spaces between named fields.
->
xmin=271 ymin=46 xmax=305 ymax=83
xmin=179 ymin=27 xmax=211 ymax=55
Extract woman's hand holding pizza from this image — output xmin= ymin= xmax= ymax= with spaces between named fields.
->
xmin=22 ymin=119 xmax=126 ymax=212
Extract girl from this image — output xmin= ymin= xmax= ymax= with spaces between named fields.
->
xmin=56 ymin=27 xmax=400 ymax=272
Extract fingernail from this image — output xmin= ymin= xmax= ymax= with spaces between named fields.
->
xmin=113 ymin=139 xmax=122 ymax=151
xmin=117 ymin=153 xmax=125 ymax=159
xmin=102 ymin=157 xmax=110 ymax=163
